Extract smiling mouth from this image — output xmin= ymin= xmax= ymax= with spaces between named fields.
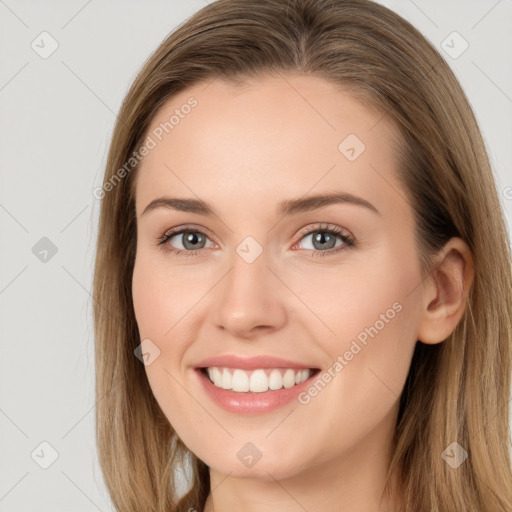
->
xmin=199 ymin=366 xmax=321 ymax=393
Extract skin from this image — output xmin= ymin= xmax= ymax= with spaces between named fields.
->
xmin=131 ymin=74 xmax=474 ymax=512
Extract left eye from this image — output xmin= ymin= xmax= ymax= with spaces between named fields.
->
xmin=296 ymin=229 xmax=348 ymax=251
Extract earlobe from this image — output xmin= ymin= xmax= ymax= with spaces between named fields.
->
xmin=417 ymin=238 xmax=474 ymax=345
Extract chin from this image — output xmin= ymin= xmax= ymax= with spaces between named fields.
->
xmin=206 ymin=452 xmax=307 ymax=482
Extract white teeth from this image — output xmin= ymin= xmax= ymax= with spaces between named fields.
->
xmin=283 ymin=368 xmax=296 ymax=388
xmin=204 ymin=367 xmax=313 ymax=392
xmin=221 ymin=368 xmax=232 ymax=389
xmin=249 ymin=369 xmax=269 ymax=393
xmin=210 ymin=367 xmax=222 ymax=387
xmin=268 ymin=369 xmax=283 ymax=390
xmin=232 ymin=369 xmax=249 ymax=392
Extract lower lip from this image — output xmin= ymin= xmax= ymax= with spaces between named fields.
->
xmin=195 ymin=368 xmax=318 ymax=415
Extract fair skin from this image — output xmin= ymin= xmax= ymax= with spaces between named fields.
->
xmin=131 ymin=74 xmax=474 ymax=512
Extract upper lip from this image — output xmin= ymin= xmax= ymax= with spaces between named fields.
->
xmin=195 ymin=355 xmax=319 ymax=371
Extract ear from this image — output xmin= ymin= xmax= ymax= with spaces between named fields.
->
xmin=417 ymin=238 xmax=474 ymax=345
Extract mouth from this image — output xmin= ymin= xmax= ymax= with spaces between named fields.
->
xmin=198 ymin=366 xmax=321 ymax=393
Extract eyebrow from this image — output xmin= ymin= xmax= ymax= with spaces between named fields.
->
xmin=140 ymin=191 xmax=380 ymax=218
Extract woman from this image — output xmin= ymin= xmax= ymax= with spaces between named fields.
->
xmin=93 ymin=0 xmax=512 ymax=510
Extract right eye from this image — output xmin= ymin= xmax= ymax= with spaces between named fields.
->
xmin=157 ymin=228 xmax=215 ymax=256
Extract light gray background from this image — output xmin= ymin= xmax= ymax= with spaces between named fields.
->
xmin=0 ymin=1 xmax=511 ymax=511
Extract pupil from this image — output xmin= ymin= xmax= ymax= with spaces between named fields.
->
xmin=184 ymin=231 xmax=204 ymax=250
xmin=313 ymin=231 xmax=335 ymax=250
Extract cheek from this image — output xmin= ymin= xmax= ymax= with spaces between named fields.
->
xmin=291 ymin=243 xmax=421 ymax=411
xmin=309 ymin=306 xmax=417 ymax=454
xmin=288 ymin=281 xmax=419 ymax=465
xmin=132 ymin=253 xmax=201 ymax=432
xmin=132 ymin=249 xmax=193 ymax=339
xmin=131 ymin=251 xmax=188 ymax=394
xmin=286 ymin=241 xmax=421 ymax=350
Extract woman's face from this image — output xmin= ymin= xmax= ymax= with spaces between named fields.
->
xmin=132 ymin=74 xmax=424 ymax=481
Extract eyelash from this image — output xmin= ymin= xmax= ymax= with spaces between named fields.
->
xmin=156 ymin=223 xmax=355 ymax=258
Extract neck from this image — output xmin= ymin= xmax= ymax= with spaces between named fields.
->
xmin=202 ymin=407 xmax=403 ymax=512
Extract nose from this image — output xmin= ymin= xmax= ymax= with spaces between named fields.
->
xmin=212 ymin=249 xmax=287 ymax=339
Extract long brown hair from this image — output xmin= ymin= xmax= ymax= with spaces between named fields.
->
xmin=93 ymin=1 xmax=512 ymax=510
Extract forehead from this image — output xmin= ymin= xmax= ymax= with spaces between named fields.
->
xmin=134 ymin=74 xmax=405 ymax=218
